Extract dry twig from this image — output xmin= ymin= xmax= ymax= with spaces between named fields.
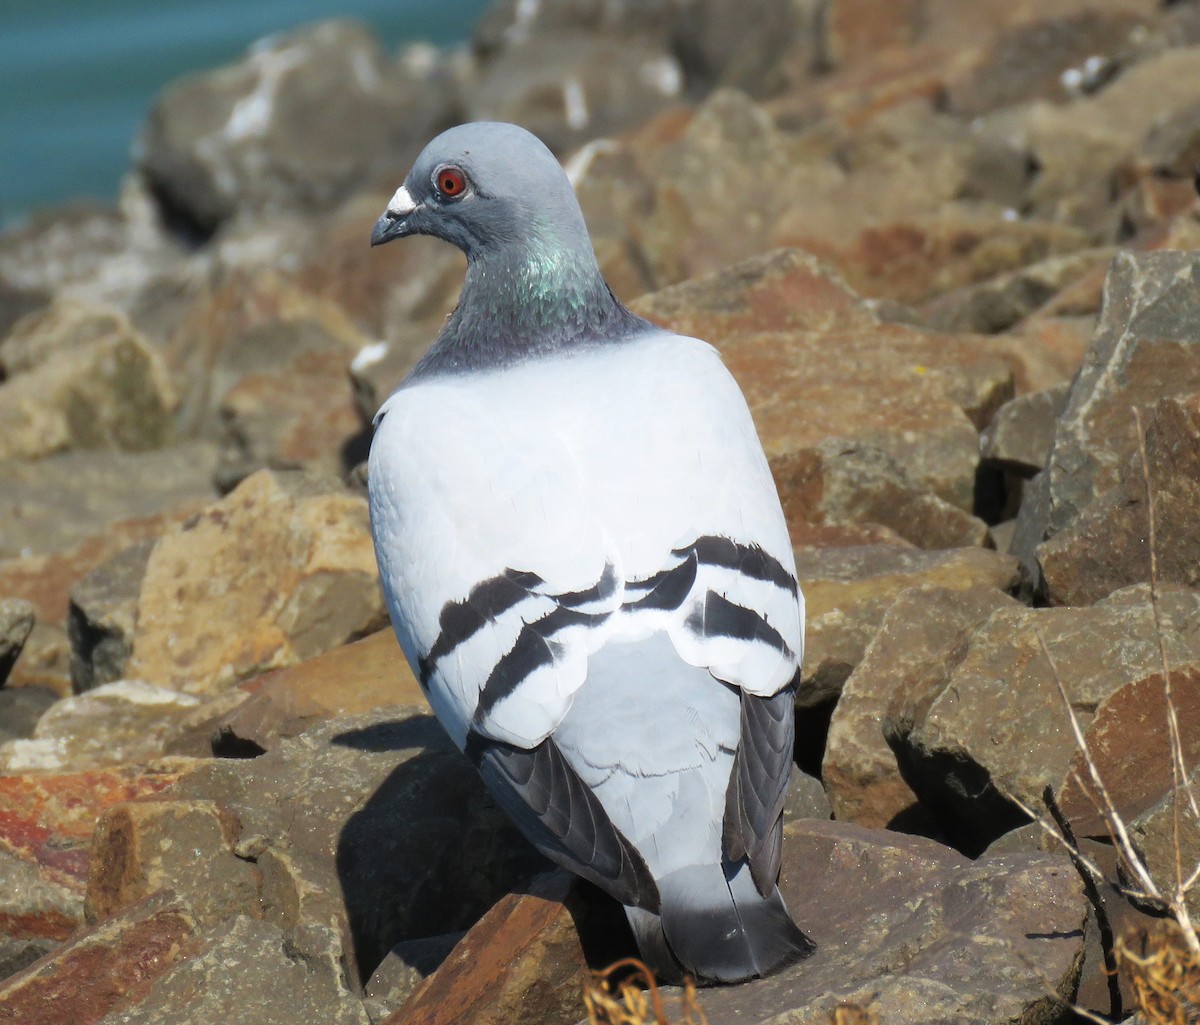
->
xmin=583 ymin=959 xmax=708 ymax=1025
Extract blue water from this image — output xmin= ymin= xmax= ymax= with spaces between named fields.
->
xmin=0 ymin=0 xmax=490 ymax=224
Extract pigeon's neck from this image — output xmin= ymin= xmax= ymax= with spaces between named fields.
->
xmin=409 ymin=233 xmax=645 ymax=378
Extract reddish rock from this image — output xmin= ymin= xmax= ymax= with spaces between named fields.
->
xmin=0 ymin=764 xmax=187 ymax=895
xmin=217 ymin=629 xmax=425 ymax=752
xmin=0 ymin=892 xmax=204 ymax=1025
xmin=386 ymin=872 xmax=594 ymax=1025
xmin=1058 ymin=662 xmax=1200 ymax=838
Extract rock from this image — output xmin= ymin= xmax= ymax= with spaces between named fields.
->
xmin=642 ymin=820 xmax=1085 ymax=1025
xmin=943 ymin=9 xmax=1149 ymax=116
xmin=784 ymin=769 xmax=832 ymax=823
xmin=1014 ymin=252 xmax=1200 ymax=581
xmin=1039 ymin=393 xmax=1200 ymax=606
xmin=126 ymin=469 xmax=386 ymax=695
xmin=981 ymin=383 xmax=1070 ymax=477
xmin=0 ymin=497 xmax=211 ymax=694
xmin=823 ymin=585 xmax=1019 ymax=829
xmin=1057 ymin=662 xmax=1200 ymax=839
xmin=0 ymin=189 xmax=187 ymax=321
xmin=365 ymin=933 xmax=463 ymax=1021
xmin=0 ymin=891 xmax=205 ymax=1024
xmin=987 ymin=316 xmax=1094 ymax=396
xmin=920 ymin=247 xmax=1117 ymax=335
xmin=465 ymin=32 xmax=684 ymax=155
xmin=630 ymin=249 xmax=1014 ymax=510
xmin=1129 ymin=765 xmax=1200 ymax=918
xmin=0 ymin=442 xmax=218 ymax=561
xmin=0 ymin=686 xmax=56 ymax=744
xmin=0 ymin=321 xmax=177 ymax=460
xmin=215 ymin=629 xmax=423 ymax=753
xmin=797 ymin=546 xmax=1020 ymax=705
xmin=0 ymin=682 xmax=203 ymax=773
xmin=134 ymin=710 xmax=550 ymax=988
xmin=0 ymin=298 xmax=131 ymax=375
xmin=0 ymin=598 xmax=35 ymax=685
xmin=386 ymin=872 xmax=613 ymax=1025
xmin=85 ymin=800 xmax=261 ymax=927
xmin=68 ymin=541 xmax=154 ymax=692
xmin=0 ymin=763 xmax=188 ymax=945
xmin=0 ymin=848 xmax=82 ymax=946
xmin=674 ymin=0 xmax=824 ymax=96
xmin=0 ymin=937 xmax=58 ymax=984
xmin=889 ymin=585 xmax=1200 ymax=853
xmin=778 ymin=440 xmax=990 ymax=550
xmin=165 ymin=269 xmax=373 ymax=439
xmin=138 ymin=20 xmax=453 ymax=232
xmin=792 ymin=213 xmax=1090 ymax=308
xmin=215 ymin=349 xmax=368 ymax=489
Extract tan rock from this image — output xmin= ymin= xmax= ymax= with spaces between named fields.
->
xmin=823 ymin=585 xmax=1019 ymax=828
xmin=127 ymin=469 xmax=386 ymax=695
xmin=891 ymin=585 xmax=1200 ymax=852
xmin=217 ymin=629 xmax=423 ymax=752
xmin=631 ymin=249 xmax=1014 ymax=511
xmin=797 ymin=546 xmax=1020 ymax=703
xmin=85 ymin=799 xmax=261 ymax=927
xmin=0 ymin=325 xmax=177 ymax=460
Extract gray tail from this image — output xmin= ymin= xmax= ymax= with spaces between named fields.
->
xmin=624 ymin=862 xmax=814 ymax=984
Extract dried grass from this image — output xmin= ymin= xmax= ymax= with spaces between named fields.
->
xmin=583 ymin=959 xmax=708 ymax=1025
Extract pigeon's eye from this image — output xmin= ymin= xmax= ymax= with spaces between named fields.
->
xmin=435 ymin=166 xmax=467 ymax=199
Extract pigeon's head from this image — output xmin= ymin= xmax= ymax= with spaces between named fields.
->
xmin=370 ymin=122 xmax=589 ymax=259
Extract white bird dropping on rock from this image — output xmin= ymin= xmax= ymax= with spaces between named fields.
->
xmin=366 ymin=121 xmax=813 ymax=983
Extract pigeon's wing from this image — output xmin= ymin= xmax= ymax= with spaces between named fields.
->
xmin=723 ymin=681 xmax=798 ymax=894
xmin=468 ymin=732 xmax=660 ymax=910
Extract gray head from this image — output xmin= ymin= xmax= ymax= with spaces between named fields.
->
xmin=370 ymin=122 xmax=592 ymax=259
xmin=370 ymin=122 xmax=646 ymax=377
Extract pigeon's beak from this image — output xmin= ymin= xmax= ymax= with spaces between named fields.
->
xmin=370 ymin=185 xmax=419 ymax=247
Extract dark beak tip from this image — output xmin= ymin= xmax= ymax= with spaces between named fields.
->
xmin=370 ymin=213 xmax=403 ymax=248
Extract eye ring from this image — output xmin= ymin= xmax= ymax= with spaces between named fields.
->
xmin=434 ymin=165 xmax=468 ymax=199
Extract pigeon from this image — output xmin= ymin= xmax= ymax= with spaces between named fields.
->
xmin=367 ymin=121 xmax=814 ymax=983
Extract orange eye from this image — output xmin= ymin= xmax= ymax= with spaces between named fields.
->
xmin=436 ymin=167 xmax=466 ymax=198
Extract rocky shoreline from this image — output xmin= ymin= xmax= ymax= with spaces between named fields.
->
xmin=3 ymin=1 xmax=1200 ymax=1022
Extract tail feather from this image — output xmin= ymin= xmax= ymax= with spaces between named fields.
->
xmin=624 ymin=862 xmax=814 ymax=984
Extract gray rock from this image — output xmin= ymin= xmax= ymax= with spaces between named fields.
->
xmin=784 ymin=769 xmax=832 ymax=824
xmin=99 ymin=915 xmax=369 ymax=1025
xmin=981 ymin=383 xmax=1070 ymax=477
xmin=0 ymin=686 xmax=56 ymax=744
xmin=0 ymin=681 xmax=203 ymax=773
xmin=0 ymin=598 xmax=35 ymax=685
xmin=138 ymin=21 xmax=454 ymax=232
xmin=0 ymin=443 xmax=218 ymax=560
xmin=68 ymin=541 xmax=154 ymax=692
xmin=1039 ymin=393 xmax=1200 ymax=607
xmin=1015 ymin=251 xmax=1200 ymax=572
xmin=464 ymin=31 xmax=684 ymax=155
xmin=1130 ymin=765 xmax=1200 ymax=919
xmin=0 ymin=937 xmax=58 ymax=984
xmin=365 ymin=932 xmax=463 ymax=1021
xmin=922 ymin=248 xmax=1116 ymax=335
xmin=889 ymin=584 xmax=1200 ymax=854
xmin=141 ymin=709 xmax=549 ymax=987
xmin=639 ymin=821 xmax=1086 ymax=1025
